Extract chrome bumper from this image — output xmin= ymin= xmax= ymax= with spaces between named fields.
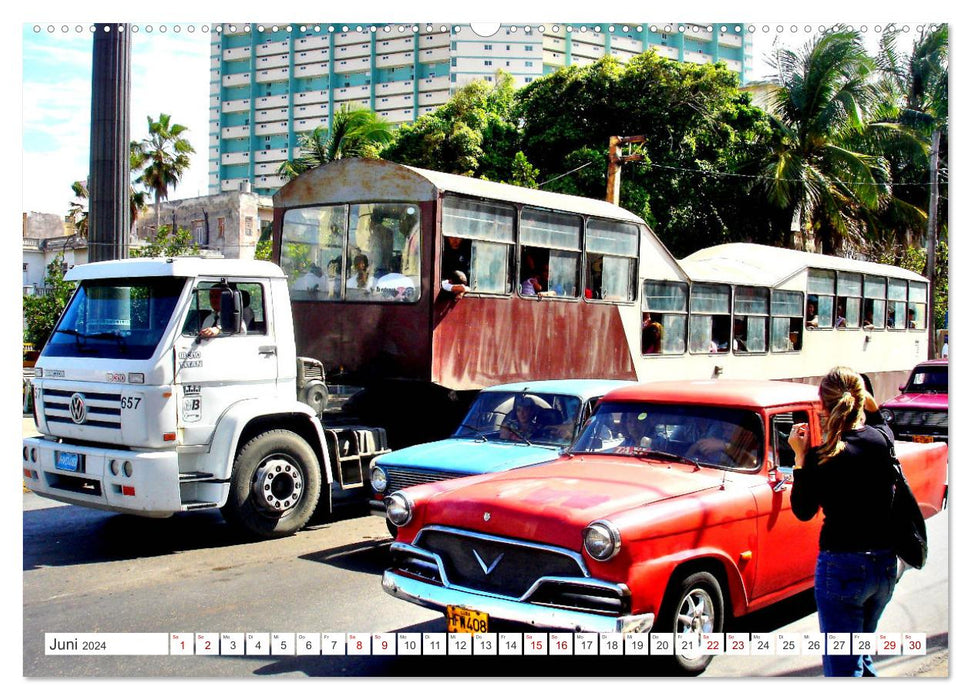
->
xmin=382 ymin=569 xmax=655 ymax=634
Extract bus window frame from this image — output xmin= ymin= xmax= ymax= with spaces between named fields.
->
xmin=688 ymin=282 xmax=732 ymax=355
xmin=583 ymin=218 xmax=639 ymax=305
xmin=887 ymin=277 xmax=908 ymax=330
xmin=732 ymin=285 xmax=770 ymax=355
xmin=770 ymin=289 xmax=805 ymax=353
xmin=835 ymin=271 xmax=863 ymax=330
xmin=441 ymin=194 xmax=516 ymax=297
xmin=517 ymin=206 xmax=583 ymax=301
xmin=863 ymin=274 xmax=887 ymax=330
xmin=642 ymin=279 xmax=688 ymax=355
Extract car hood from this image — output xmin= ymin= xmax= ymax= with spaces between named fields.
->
xmin=418 ymin=456 xmax=726 ymax=547
xmin=376 ymin=438 xmax=560 ymax=476
xmin=883 ymin=392 xmax=949 ymax=410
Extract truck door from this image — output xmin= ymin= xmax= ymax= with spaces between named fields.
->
xmin=174 ymin=279 xmax=280 ymax=446
xmin=749 ymin=408 xmax=821 ymax=600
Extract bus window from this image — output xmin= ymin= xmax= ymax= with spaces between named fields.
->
xmin=442 ymin=196 xmax=515 ymax=294
xmin=643 ymin=280 xmax=687 ymax=355
xmin=807 ymin=270 xmax=835 ymax=328
xmin=836 ymin=272 xmax=862 ymax=328
xmin=908 ymin=280 xmax=927 ymax=329
xmin=887 ymin=278 xmax=907 ymax=329
xmin=733 ymin=286 xmax=768 ymax=353
xmin=281 ymin=205 xmax=347 ymax=301
xmin=863 ymin=275 xmax=886 ymax=329
xmin=585 ymin=219 xmax=638 ymax=302
xmin=519 ymin=208 xmax=581 ymax=298
xmin=770 ymin=289 xmax=804 ymax=352
xmin=347 ymin=203 xmax=421 ymax=301
xmin=689 ymin=283 xmax=731 ymax=353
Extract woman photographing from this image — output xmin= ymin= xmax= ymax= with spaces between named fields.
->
xmin=788 ymin=366 xmax=897 ymax=677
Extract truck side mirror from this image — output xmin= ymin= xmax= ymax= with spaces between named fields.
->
xmin=219 ymin=289 xmax=243 ymax=335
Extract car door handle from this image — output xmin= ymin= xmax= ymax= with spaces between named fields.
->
xmin=258 ymin=345 xmax=277 ymax=356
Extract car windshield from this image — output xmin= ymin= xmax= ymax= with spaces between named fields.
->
xmin=906 ymin=366 xmax=948 ymax=394
xmin=570 ymin=401 xmax=765 ymax=471
xmin=453 ymin=391 xmax=583 ymax=447
xmin=43 ymin=277 xmax=187 ymax=360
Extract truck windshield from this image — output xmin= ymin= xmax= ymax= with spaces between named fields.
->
xmin=571 ymin=401 xmax=765 ymax=471
xmin=43 ymin=277 xmax=186 ymax=360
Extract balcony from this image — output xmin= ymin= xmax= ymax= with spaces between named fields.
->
xmin=222 ymin=152 xmax=250 ymax=165
xmin=294 ymin=90 xmax=328 ymax=105
xmin=255 ymin=121 xmax=289 ymax=136
xmin=256 ymin=67 xmax=289 ymax=83
xmin=295 ymin=48 xmax=330 ymax=65
xmin=222 ymin=125 xmax=251 ymax=138
xmin=256 ymin=39 xmax=290 ymax=56
xmin=222 ymin=97 xmax=251 ymax=113
xmin=256 ymin=53 xmax=289 ymax=69
xmin=375 ymin=80 xmax=413 ymax=96
xmin=222 ymin=72 xmax=251 ymax=88
xmin=418 ymin=32 xmax=449 ymax=49
xmin=256 ymin=94 xmax=288 ymax=109
xmin=256 ymin=107 xmax=289 ymax=123
xmin=256 ymin=148 xmax=289 ymax=163
xmin=223 ymin=46 xmax=252 ymax=61
xmin=295 ymin=34 xmax=329 ymax=51
xmin=377 ymin=51 xmax=414 ymax=68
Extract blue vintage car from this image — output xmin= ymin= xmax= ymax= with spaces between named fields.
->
xmin=369 ymin=379 xmax=634 ymax=517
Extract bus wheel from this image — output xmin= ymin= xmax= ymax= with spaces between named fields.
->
xmin=222 ymin=429 xmax=321 ymax=539
xmin=655 ymin=570 xmax=724 ymax=675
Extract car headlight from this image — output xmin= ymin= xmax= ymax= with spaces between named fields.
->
xmin=880 ymin=408 xmax=895 ymax=423
xmin=370 ymin=465 xmax=388 ymax=493
xmin=583 ymin=520 xmax=622 ymax=561
xmin=385 ymin=491 xmax=414 ymax=527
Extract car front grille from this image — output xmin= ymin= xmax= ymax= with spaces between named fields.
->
xmin=415 ymin=528 xmax=586 ymax=599
xmin=385 ymin=467 xmax=463 ymax=493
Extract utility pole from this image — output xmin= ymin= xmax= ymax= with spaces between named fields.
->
xmin=605 ymin=135 xmax=646 ymax=205
xmin=88 ymin=23 xmax=132 ymax=262
xmin=925 ymin=129 xmax=941 ymax=359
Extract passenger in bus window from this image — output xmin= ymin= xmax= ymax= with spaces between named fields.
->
xmin=642 ymin=313 xmax=664 ymax=354
xmin=732 ymin=318 xmax=748 ymax=352
xmin=368 ymin=217 xmax=394 ymax=277
xmin=443 ymin=236 xmax=470 ymax=278
xmin=806 ymin=298 xmax=819 ymax=328
xmin=347 ymin=253 xmax=375 ymax=292
xmin=907 ymin=308 xmax=917 ymax=328
xmin=441 ymin=269 xmax=468 ymax=298
xmin=835 ymin=301 xmax=847 ymax=328
xmin=886 ymin=306 xmax=896 ymax=328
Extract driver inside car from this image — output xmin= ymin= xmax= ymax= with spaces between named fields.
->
xmin=500 ymin=394 xmax=551 ymax=442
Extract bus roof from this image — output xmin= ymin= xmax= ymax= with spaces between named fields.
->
xmin=64 ymin=257 xmax=287 ymax=282
xmin=274 ymin=158 xmax=647 ymax=226
xmin=680 ymin=243 xmax=928 ymax=287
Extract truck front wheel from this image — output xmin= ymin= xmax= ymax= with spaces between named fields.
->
xmin=222 ymin=429 xmax=322 ymax=539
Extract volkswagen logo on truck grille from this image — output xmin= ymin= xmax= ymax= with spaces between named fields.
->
xmin=69 ymin=393 xmax=88 ymax=424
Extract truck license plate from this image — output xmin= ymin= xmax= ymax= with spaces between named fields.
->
xmin=55 ymin=451 xmax=81 ymax=472
xmin=446 ymin=605 xmax=489 ymax=634
xmin=913 ymin=435 xmax=934 ymax=443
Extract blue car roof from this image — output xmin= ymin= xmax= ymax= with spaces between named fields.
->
xmin=479 ymin=378 xmax=636 ymax=400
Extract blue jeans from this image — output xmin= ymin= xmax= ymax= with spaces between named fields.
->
xmin=814 ymin=550 xmax=897 ymax=677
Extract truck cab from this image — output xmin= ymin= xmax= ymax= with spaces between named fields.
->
xmin=22 ymin=257 xmax=388 ymax=538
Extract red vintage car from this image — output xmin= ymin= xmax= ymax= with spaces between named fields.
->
xmin=381 ymin=380 xmax=948 ymax=673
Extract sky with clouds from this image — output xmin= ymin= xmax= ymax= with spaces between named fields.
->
xmin=22 ymin=23 xmax=212 ymax=216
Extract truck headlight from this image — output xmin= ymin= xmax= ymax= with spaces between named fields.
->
xmin=880 ymin=408 xmax=895 ymax=423
xmin=370 ymin=465 xmax=388 ymax=493
xmin=386 ymin=491 xmax=414 ymax=527
xmin=583 ymin=520 xmax=622 ymax=561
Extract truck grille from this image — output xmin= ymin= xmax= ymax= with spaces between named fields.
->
xmin=41 ymin=388 xmax=122 ymax=430
xmin=414 ymin=528 xmax=585 ymax=599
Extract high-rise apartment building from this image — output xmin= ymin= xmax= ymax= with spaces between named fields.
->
xmin=210 ymin=22 xmax=753 ymax=196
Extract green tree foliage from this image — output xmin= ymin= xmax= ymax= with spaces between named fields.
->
xmin=870 ymin=241 xmax=948 ymax=329
xmin=132 ymin=113 xmax=195 ymax=230
xmin=382 ymin=72 xmax=533 ymax=184
xmin=279 ymin=105 xmax=393 ymax=180
xmin=23 ymin=255 xmax=76 ymax=348
xmin=129 ymin=225 xmax=200 ymax=258
xmin=514 ymin=54 xmax=781 ymax=256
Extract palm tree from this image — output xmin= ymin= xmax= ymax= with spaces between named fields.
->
xmin=67 ymin=142 xmax=151 ymax=241
xmin=761 ymin=29 xmax=890 ymax=254
xmin=132 ymin=113 xmax=195 ymax=231
xmin=68 ymin=181 xmax=89 ymax=239
xmin=278 ymin=105 xmax=393 ymax=181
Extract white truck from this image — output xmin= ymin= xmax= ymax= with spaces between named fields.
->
xmin=22 ymin=257 xmax=389 ymax=538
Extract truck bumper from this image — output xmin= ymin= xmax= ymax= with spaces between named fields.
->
xmin=382 ymin=569 xmax=654 ymax=634
xmin=22 ymin=436 xmax=184 ymax=517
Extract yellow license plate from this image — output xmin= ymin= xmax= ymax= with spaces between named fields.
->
xmin=913 ymin=435 xmax=934 ymax=443
xmin=446 ymin=605 xmax=489 ymax=634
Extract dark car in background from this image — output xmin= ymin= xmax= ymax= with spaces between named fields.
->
xmin=880 ymin=359 xmax=948 ymax=442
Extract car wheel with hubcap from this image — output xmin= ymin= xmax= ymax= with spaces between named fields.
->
xmin=656 ymin=570 xmax=724 ymax=675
